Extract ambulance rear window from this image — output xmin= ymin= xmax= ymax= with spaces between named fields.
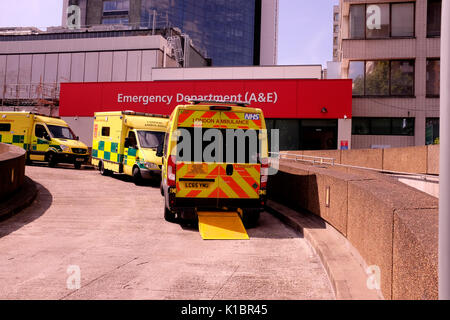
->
xmin=0 ymin=123 xmax=11 ymax=131
xmin=176 ymin=127 xmax=260 ymax=164
xmin=101 ymin=127 xmax=110 ymax=137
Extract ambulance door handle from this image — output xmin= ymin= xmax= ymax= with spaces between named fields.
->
xmin=226 ymin=164 xmax=234 ymax=176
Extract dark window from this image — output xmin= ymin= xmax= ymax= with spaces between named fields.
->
xmin=427 ymin=59 xmax=440 ymax=97
xmin=350 ymin=60 xmax=415 ymax=96
xmin=427 ymin=0 xmax=442 ymax=37
xmin=0 ymin=123 xmax=11 ymax=131
xmin=101 ymin=127 xmax=110 ymax=137
xmin=391 ymin=3 xmax=415 ymax=37
xmin=35 ymin=124 xmax=50 ymax=140
xmin=390 ymin=60 xmax=414 ymax=95
xmin=103 ymin=0 xmax=129 ymax=13
xmin=349 ymin=4 xmax=365 ymax=38
xmin=426 ymin=118 xmax=440 ymax=145
xmin=352 ymin=117 xmax=415 ymax=136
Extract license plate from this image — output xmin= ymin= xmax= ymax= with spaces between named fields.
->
xmin=183 ymin=181 xmax=211 ymax=189
xmin=76 ymin=158 xmax=84 ymax=162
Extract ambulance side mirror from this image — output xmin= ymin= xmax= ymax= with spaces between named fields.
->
xmin=76 ymin=136 xmax=79 ymax=141
xmin=156 ymin=144 xmax=164 ymax=157
xmin=124 ymin=137 xmax=130 ymax=148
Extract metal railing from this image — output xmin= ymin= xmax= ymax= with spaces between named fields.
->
xmin=271 ymin=151 xmax=439 ymax=182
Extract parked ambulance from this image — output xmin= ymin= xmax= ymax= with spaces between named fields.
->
xmin=0 ymin=111 xmax=89 ymax=168
xmin=91 ymin=111 xmax=168 ymax=185
xmin=161 ymin=100 xmax=269 ymax=230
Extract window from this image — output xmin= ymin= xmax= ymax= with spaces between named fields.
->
xmin=349 ymin=3 xmax=415 ymax=39
xmin=427 ymin=0 xmax=441 ymax=37
xmin=333 ymin=25 xmax=339 ymax=33
xmin=390 ymin=60 xmax=414 ymax=96
xmin=366 ymin=4 xmax=390 ymax=38
xmin=426 ymin=118 xmax=439 ymax=145
xmin=47 ymin=125 xmax=76 ymax=140
xmin=365 ymin=61 xmax=390 ymax=95
xmin=349 ymin=61 xmax=365 ymax=95
xmin=35 ymin=124 xmax=50 ymax=140
xmin=0 ymin=123 xmax=11 ymax=131
xmin=333 ymin=36 xmax=338 ymax=46
xmin=334 ymin=13 xmax=339 ymax=22
xmin=101 ymin=127 xmax=110 ymax=137
xmin=427 ymin=59 xmax=440 ymax=97
xmin=102 ymin=17 xmax=129 ymax=25
xmin=352 ymin=118 xmax=415 ymax=136
xmin=350 ymin=60 xmax=415 ymax=96
xmin=103 ymin=0 xmax=129 ymax=13
xmin=391 ymin=3 xmax=415 ymax=37
xmin=350 ymin=4 xmax=365 ymax=38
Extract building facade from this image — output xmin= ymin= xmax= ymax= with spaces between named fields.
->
xmin=63 ymin=0 xmax=278 ymax=67
xmin=336 ymin=0 xmax=441 ymax=148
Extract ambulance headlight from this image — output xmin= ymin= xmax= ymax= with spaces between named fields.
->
xmin=144 ymin=162 xmax=158 ymax=169
xmin=60 ymin=145 xmax=70 ymax=152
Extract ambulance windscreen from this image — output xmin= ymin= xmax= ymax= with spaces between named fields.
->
xmin=137 ymin=130 xmax=165 ymax=149
xmin=47 ymin=125 xmax=76 ymax=140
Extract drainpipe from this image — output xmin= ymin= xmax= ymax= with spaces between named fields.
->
xmin=439 ymin=0 xmax=450 ymax=300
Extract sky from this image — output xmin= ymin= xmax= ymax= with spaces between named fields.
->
xmin=0 ymin=0 xmax=338 ymax=67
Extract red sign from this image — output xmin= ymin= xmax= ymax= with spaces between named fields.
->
xmin=59 ymin=79 xmax=352 ymax=119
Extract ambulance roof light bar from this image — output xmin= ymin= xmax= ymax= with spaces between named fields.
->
xmin=189 ymin=99 xmax=250 ymax=108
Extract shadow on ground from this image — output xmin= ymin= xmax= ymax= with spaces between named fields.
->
xmin=0 ymin=181 xmax=52 ymax=239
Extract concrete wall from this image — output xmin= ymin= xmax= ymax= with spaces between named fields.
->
xmin=268 ymin=159 xmax=439 ymax=299
xmin=0 ymin=143 xmax=26 ymax=200
xmin=285 ymin=145 xmax=440 ymax=174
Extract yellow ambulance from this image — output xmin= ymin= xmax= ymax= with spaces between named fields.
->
xmin=0 ymin=111 xmax=89 ymax=169
xmin=91 ymin=111 xmax=168 ymax=185
xmin=161 ymin=100 xmax=269 ymax=237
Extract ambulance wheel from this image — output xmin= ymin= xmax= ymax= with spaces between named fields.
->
xmin=242 ymin=209 xmax=260 ymax=228
xmin=133 ymin=166 xmax=143 ymax=186
xmin=164 ymin=206 xmax=177 ymax=223
xmin=47 ymin=152 xmax=57 ymax=168
xmin=74 ymin=162 xmax=82 ymax=170
xmin=160 ymin=183 xmax=164 ymax=197
xmin=99 ymin=161 xmax=111 ymax=176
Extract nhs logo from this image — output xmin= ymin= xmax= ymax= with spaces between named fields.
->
xmin=245 ymin=113 xmax=260 ymax=121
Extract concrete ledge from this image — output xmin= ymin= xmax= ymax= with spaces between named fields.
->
xmin=0 ymin=176 xmax=37 ymax=221
xmin=0 ymin=143 xmax=26 ymax=199
xmin=268 ymin=159 xmax=439 ymax=299
xmin=266 ymin=200 xmax=382 ymax=300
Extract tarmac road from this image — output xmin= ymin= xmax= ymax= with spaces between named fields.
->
xmin=0 ymin=164 xmax=334 ymax=300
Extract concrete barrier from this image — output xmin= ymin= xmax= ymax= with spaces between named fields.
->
xmin=268 ymin=160 xmax=439 ymax=299
xmin=283 ymin=145 xmax=440 ymax=174
xmin=0 ymin=143 xmax=26 ymax=200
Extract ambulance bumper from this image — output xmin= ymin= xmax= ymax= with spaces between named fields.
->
xmin=55 ymin=153 xmax=89 ymax=164
xmin=140 ymin=168 xmax=161 ymax=179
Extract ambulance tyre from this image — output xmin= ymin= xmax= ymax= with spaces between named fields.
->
xmin=46 ymin=152 xmax=57 ymax=168
xmin=164 ymin=206 xmax=177 ymax=223
xmin=242 ymin=209 xmax=260 ymax=228
xmin=99 ymin=161 xmax=111 ymax=176
xmin=133 ymin=166 xmax=143 ymax=186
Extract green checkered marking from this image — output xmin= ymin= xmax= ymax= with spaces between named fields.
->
xmin=12 ymin=135 xmax=24 ymax=143
xmin=128 ymin=148 xmax=137 ymax=157
xmin=93 ymin=140 xmax=123 ymax=164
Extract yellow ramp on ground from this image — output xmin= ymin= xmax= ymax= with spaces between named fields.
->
xmin=198 ymin=211 xmax=249 ymax=240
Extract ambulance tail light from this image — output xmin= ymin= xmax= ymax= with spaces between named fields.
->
xmin=167 ymin=155 xmax=176 ymax=187
xmin=260 ymin=157 xmax=269 ymax=189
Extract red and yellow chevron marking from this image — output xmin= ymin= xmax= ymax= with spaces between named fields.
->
xmin=177 ymin=109 xmax=263 ymax=130
xmin=175 ymin=162 xmax=261 ymax=199
xmin=177 ymin=110 xmax=220 ymax=128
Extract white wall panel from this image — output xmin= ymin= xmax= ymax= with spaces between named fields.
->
xmin=126 ymin=51 xmax=142 ymax=81
xmin=141 ymin=50 xmax=157 ymax=81
xmin=57 ymin=53 xmax=72 ymax=83
xmin=98 ymin=52 xmax=113 ymax=81
xmin=44 ymin=54 xmax=58 ymax=84
xmin=112 ymin=51 xmax=127 ymax=81
xmin=0 ymin=56 xmax=6 ymax=99
xmin=70 ymin=52 xmax=85 ymax=82
xmin=84 ymin=52 xmax=99 ymax=82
